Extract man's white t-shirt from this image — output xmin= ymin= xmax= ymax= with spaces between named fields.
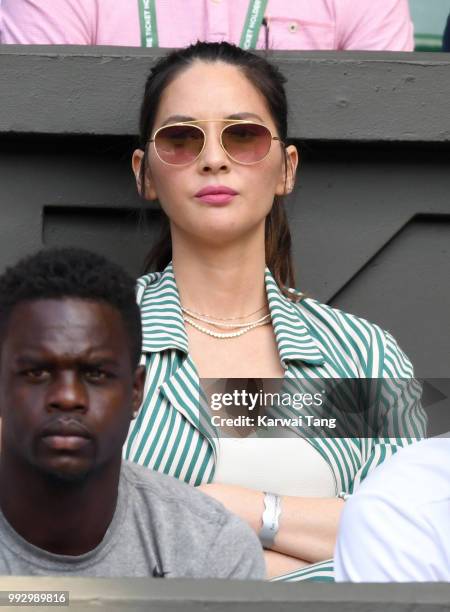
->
xmin=335 ymin=436 xmax=450 ymax=582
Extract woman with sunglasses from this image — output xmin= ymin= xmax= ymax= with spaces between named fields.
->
xmin=125 ymin=42 xmax=424 ymax=581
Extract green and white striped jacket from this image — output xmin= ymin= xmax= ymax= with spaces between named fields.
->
xmin=124 ymin=263 xmax=425 ymax=582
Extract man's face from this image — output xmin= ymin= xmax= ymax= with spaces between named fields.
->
xmin=0 ymin=298 xmax=144 ymax=481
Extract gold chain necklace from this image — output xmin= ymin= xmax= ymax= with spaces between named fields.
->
xmin=183 ymin=315 xmax=271 ymax=339
xmin=181 ymin=306 xmax=270 ymax=329
xmin=180 ymin=303 xmax=267 ymax=322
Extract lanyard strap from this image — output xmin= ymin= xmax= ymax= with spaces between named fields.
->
xmin=138 ymin=0 xmax=267 ymax=49
xmin=239 ymin=0 xmax=269 ymax=49
xmin=138 ymin=0 xmax=158 ymax=47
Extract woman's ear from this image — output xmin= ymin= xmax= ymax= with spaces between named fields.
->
xmin=132 ymin=148 xmax=157 ymax=200
xmin=275 ymin=145 xmax=299 ymax=196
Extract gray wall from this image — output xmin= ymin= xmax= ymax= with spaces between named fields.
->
xmin=0 ymin=47 xmax=449 ymax=378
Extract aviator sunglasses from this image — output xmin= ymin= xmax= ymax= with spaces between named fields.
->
xmin=149 ymin=119 xmax=283 ymax=166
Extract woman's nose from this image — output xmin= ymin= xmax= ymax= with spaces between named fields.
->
xmin=197 ymin=127 xmax=230 ymax=173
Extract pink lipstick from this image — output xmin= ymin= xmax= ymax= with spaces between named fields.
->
xmin=195 ymin=185 xmax=237 ymax=205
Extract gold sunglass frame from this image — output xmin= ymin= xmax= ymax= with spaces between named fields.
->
xmin=149 ymin=119 xmax=283 ymax=166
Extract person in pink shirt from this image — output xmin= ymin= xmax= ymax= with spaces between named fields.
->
xmin=1 ymin=0 xmax=414 ymax=51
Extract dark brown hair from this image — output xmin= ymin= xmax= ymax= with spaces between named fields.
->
xmin=137 ymin=41 xmax=300 ymax=300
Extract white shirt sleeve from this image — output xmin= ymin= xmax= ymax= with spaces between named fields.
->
xmin=335 ymin=489 xmax=450 ymax=582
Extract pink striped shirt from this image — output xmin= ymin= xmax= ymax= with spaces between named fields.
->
xmin=0 ymin=0 xmax=414 ymax=51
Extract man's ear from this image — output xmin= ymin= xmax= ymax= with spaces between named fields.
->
xmin=131 ymin=365 xmax=146 ymax=419
xmin=132 ymin=149 xmax=157 ymax=200
xmin=275 ymin=144 xmax=299 ymax=196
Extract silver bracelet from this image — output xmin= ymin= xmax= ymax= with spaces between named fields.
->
xmin=259 ymin=492 xmax=282 ymax=549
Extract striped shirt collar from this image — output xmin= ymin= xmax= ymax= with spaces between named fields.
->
xmin=139 ymin=263 xmax=324 ymax=366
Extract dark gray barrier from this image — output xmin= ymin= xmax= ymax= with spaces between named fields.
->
xmin=0 ymin=47 xmax=449 ymax=378
xmin=0 ymin=577 xmax=450 ymax=611
xmin=1 ymin=47 xmax=450 ymax=141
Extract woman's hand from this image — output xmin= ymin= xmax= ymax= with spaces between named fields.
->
xmin=197 ymin=482 xmax=344 ymax=565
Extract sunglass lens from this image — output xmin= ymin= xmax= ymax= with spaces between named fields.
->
xmin=155 ymin=125 xmax=204 ymax=164
xmin=222 ymin=123 xmax=272 ymax=163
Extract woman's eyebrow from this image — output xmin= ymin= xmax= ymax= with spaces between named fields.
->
xmin=225 ymin=112 xmax=264 ymax=122
xmin=160 ymin=114 xmax=196 ymax=126
xmin=160 ymin=112 xmax=265 ymax=126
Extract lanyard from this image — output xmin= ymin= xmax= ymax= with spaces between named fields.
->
xmin=138 ymin=0 xmax=268 ymax=49
xmin=138 ymin=0 xmax=159 ymax=47
xmin=239 ymin=0 xmax=269 ymax=49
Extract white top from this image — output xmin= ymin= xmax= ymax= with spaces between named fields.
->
xmin=214 ymin=437 xmax=336 ymax=497
xmin=335 ymin=436 xmax=450 ymax=582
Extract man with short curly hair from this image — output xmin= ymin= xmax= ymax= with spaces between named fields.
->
xmin=0 ymin=247 xmax=264 ymax=579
